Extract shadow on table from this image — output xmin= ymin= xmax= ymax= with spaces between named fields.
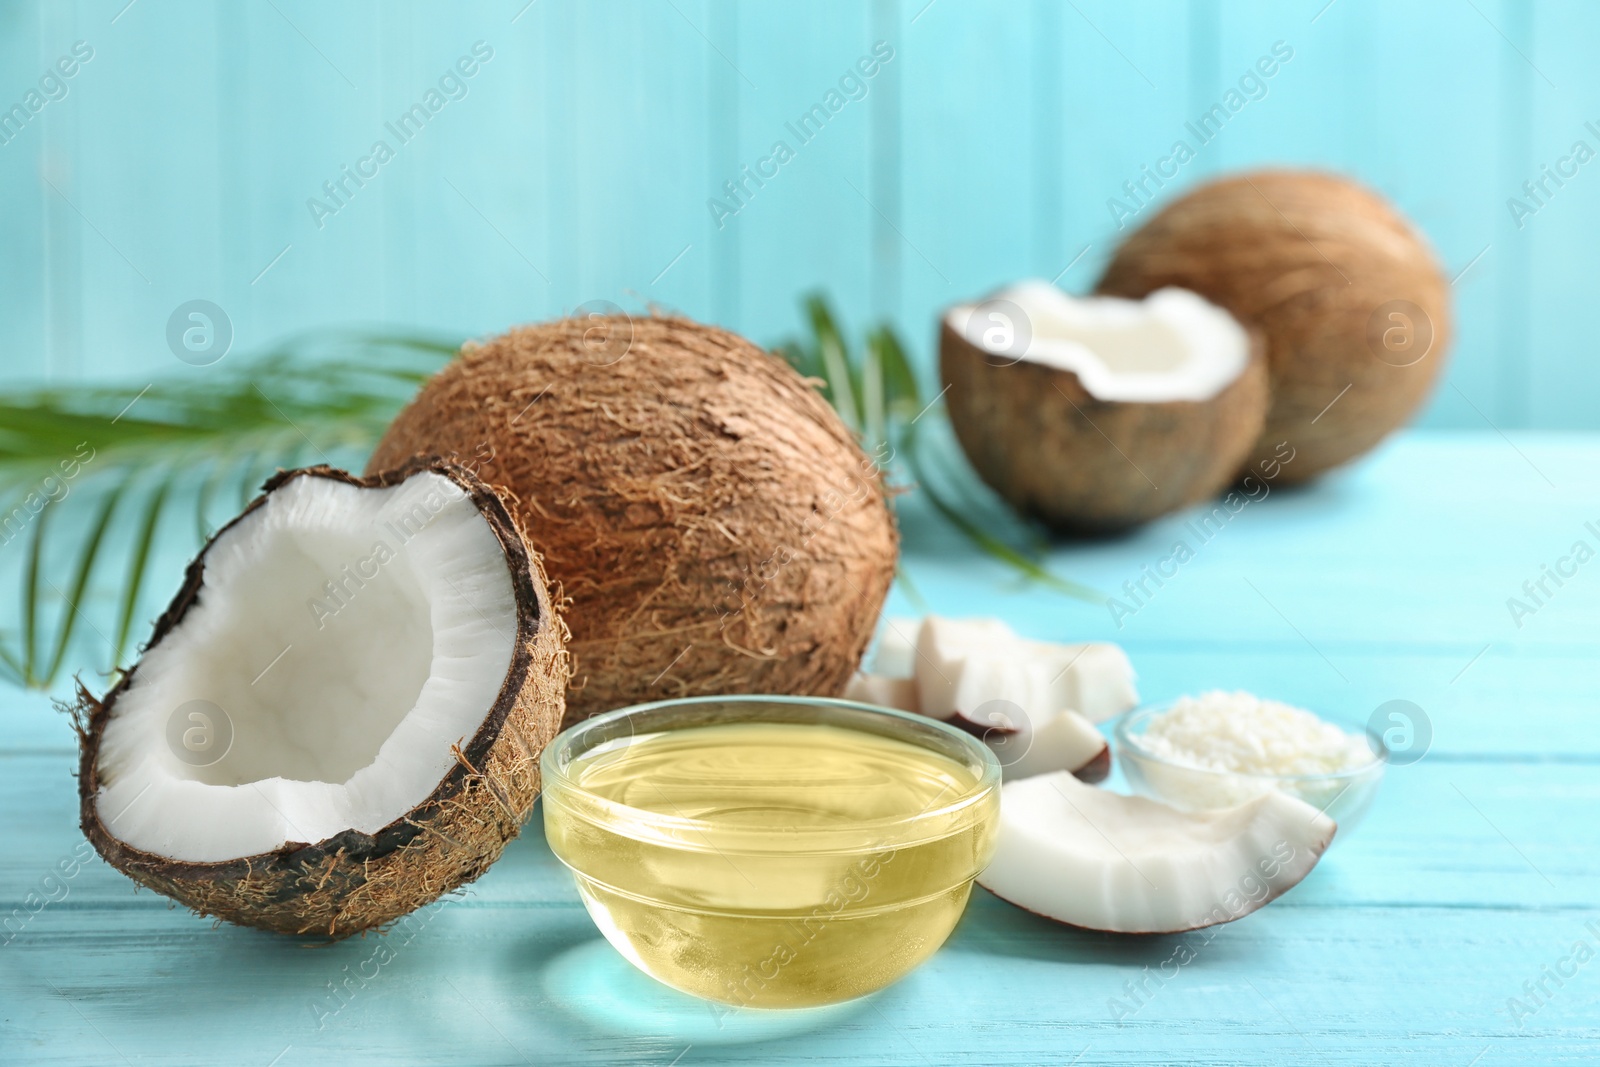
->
xmin=530 ymin=935 xmax=878 ymax=1047
xmin=948 ymin=886 xmax=1273 ymax=969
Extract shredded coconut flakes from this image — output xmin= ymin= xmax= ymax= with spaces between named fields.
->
xmin=1138 ymin=691 xmax=1375 ymax=776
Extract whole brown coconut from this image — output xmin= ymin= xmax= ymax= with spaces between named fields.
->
xmin=76 ymin=463 xmax=568 ymax=937
xmin=940 ymin=287 xmax=1269 ymax=535
xmin=1097 ymin=169 xmax=1451 ymax=483
xmin=369 ymin=314 xmax=898 ymax=725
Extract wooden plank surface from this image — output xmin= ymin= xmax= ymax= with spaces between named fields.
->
xmin=2 ymin=430 xmax=1598 ymax=1065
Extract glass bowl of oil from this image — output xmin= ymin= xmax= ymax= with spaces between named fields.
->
xmin=540 ymin=695 xmax=1002 ymax=1009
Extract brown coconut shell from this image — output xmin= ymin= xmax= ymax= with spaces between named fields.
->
xmin=368 ymin=314 xmax=898 ymax=726
xmin=75 ymin=462 xmax=569 ymax=938
xmin=1097 ymin=169 xmax=1451 ymax=483
xmin=940 ymin=317 xmax=1269 ymax=535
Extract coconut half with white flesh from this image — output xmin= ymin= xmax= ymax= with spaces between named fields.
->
xmin=941 ymin=281 xmax=1268 ymax=533
xmin=979 ymin=771 xmax=1335 ymax=933
xmin=76 ymin=463 xmax=568 ymax=938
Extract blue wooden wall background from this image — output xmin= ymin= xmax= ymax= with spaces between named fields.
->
xmin=1 ymin=0 xmax=1594 ymax=428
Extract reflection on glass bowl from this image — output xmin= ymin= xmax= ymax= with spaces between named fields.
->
xmin=1113 ymin=703 xmax=1387 ymax=843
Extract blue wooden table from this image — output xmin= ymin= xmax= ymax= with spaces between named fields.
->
xmin=3 ymin=430 xmax=1597 ymax=1065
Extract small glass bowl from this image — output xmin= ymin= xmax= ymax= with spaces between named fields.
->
xmin=1113 ymin=703 xmax=1387 ymax=841
xmin=540 ymin=696 xmax=1001 ymax=1009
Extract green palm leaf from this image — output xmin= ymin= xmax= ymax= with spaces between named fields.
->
xmin=21 ymin=504 xmax=46 ymax=686
xmin=0 ymin=305 xmax=1094 ymax=695
xmin=113 ymin=473 xmax=174 ymax=666
xmin=43 ymin=483 xmax=125 ymax=683
xmin=777 ymin=294 xmax=1100 ymax=605
xmin=804 ymin=296 xmax=861 ymax=433
xmin=0 ymin=329 xmax=461 ymax=691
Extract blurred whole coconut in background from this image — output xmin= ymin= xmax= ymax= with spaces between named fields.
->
xmin=371 ymin=314 xmax=898 ymax=725
xmin=1097 ymin=169 xmax=1451 ymax=484
xmin=940 ymin=281 xmax=1269 ymax=534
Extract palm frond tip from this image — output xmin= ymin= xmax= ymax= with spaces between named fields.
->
xmin=0 ymin=330 xmax=460 ymax=691
xmin=775 ymin=294 xmax=1099 ymax=605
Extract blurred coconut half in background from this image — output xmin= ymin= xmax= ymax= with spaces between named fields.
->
xmin=1097 ymin=169 xmax=1451 ymax=483
xmin=940 ymin=281 xmax=1268 ymax=534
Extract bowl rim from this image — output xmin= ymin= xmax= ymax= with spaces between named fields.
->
xmin=1113 ymin=699 xmax=1388 ymax=785
xmin=539 ymin=694 xmax=1002 ymax=850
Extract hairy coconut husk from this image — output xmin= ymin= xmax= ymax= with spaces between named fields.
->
xmin=76 ymin=463 xmax=569 ymax=938
xmin=1097 ymin=169 xmax=1451 ymax=483
xmin=940 ymin=319 xmax=1269 ymax=534
xmin=369 ymin=314 xmax=898 ymax=725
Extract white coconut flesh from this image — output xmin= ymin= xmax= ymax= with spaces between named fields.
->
xmin=94 ymin=472 xmax=518 ymax=863
xmin=844 ymin=615 xmax=1132 ymax=781
xmin=998 ymin=709 xmax=1108 ymax=782
xmin=946 ymin=280 xmax=1250 ymax=402
xmin=979 ymin=771 xmax=1335 ymax=933
xmin=913 ymin=616 xmax=1136 ymax=726
xmin=866 ymin=616 xmax=920 ymax=678
xmin=842 ymin=672 xmax=917 ymax=713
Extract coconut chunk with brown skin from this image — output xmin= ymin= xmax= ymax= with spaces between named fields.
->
xmin=941 ymin=281 xmax=1268 ymax=533
xmin=998 ymin=709 xmax=1111 ymax=784
xmin=979 ymin=771 xmax=1335 ymax=933
xmin=853 ymin=616 xmax=1129 ymax=782
xmin=76 ymin=463 xmax=568 ymax=938
xmin=945 ymin=704 xmax=1111 ymax=785
xmin=840 ymin=655 xmax=1108 ymax=786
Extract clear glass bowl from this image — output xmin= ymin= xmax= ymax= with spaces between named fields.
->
xmin=540 ymin=695 xmax=1002 ymax=1009
xmin=1113 ymin=703 xmax=1387 ymax=842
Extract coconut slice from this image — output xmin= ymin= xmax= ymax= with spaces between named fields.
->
xmin=844 ymin=616 xmax=1131 ymax=782
xmin=866 ymin=616 xmax=921 ymax=678
xmin=999 ymin=709 xmax=1111 ymax=784
xmin=979 ymin=772 xmax=1335 ymax=933
xmin=76 ymin=463 xmax=568 ymax=938
xmin=914 ymin=616 xmax=1136 ymax=724
xmin=842 ymin=672 xmax=918 ymax=712
xmin=947 ymin=704 xmax=1110 ymax=785
xmin=941 ymin=281 xmax=1268 ymax=533
xmin=1017 ymin=640 xmax=1139 ymax=727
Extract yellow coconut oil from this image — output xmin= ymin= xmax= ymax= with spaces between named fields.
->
xmin=542 ymin=713 xmax=1000 ymax=1008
